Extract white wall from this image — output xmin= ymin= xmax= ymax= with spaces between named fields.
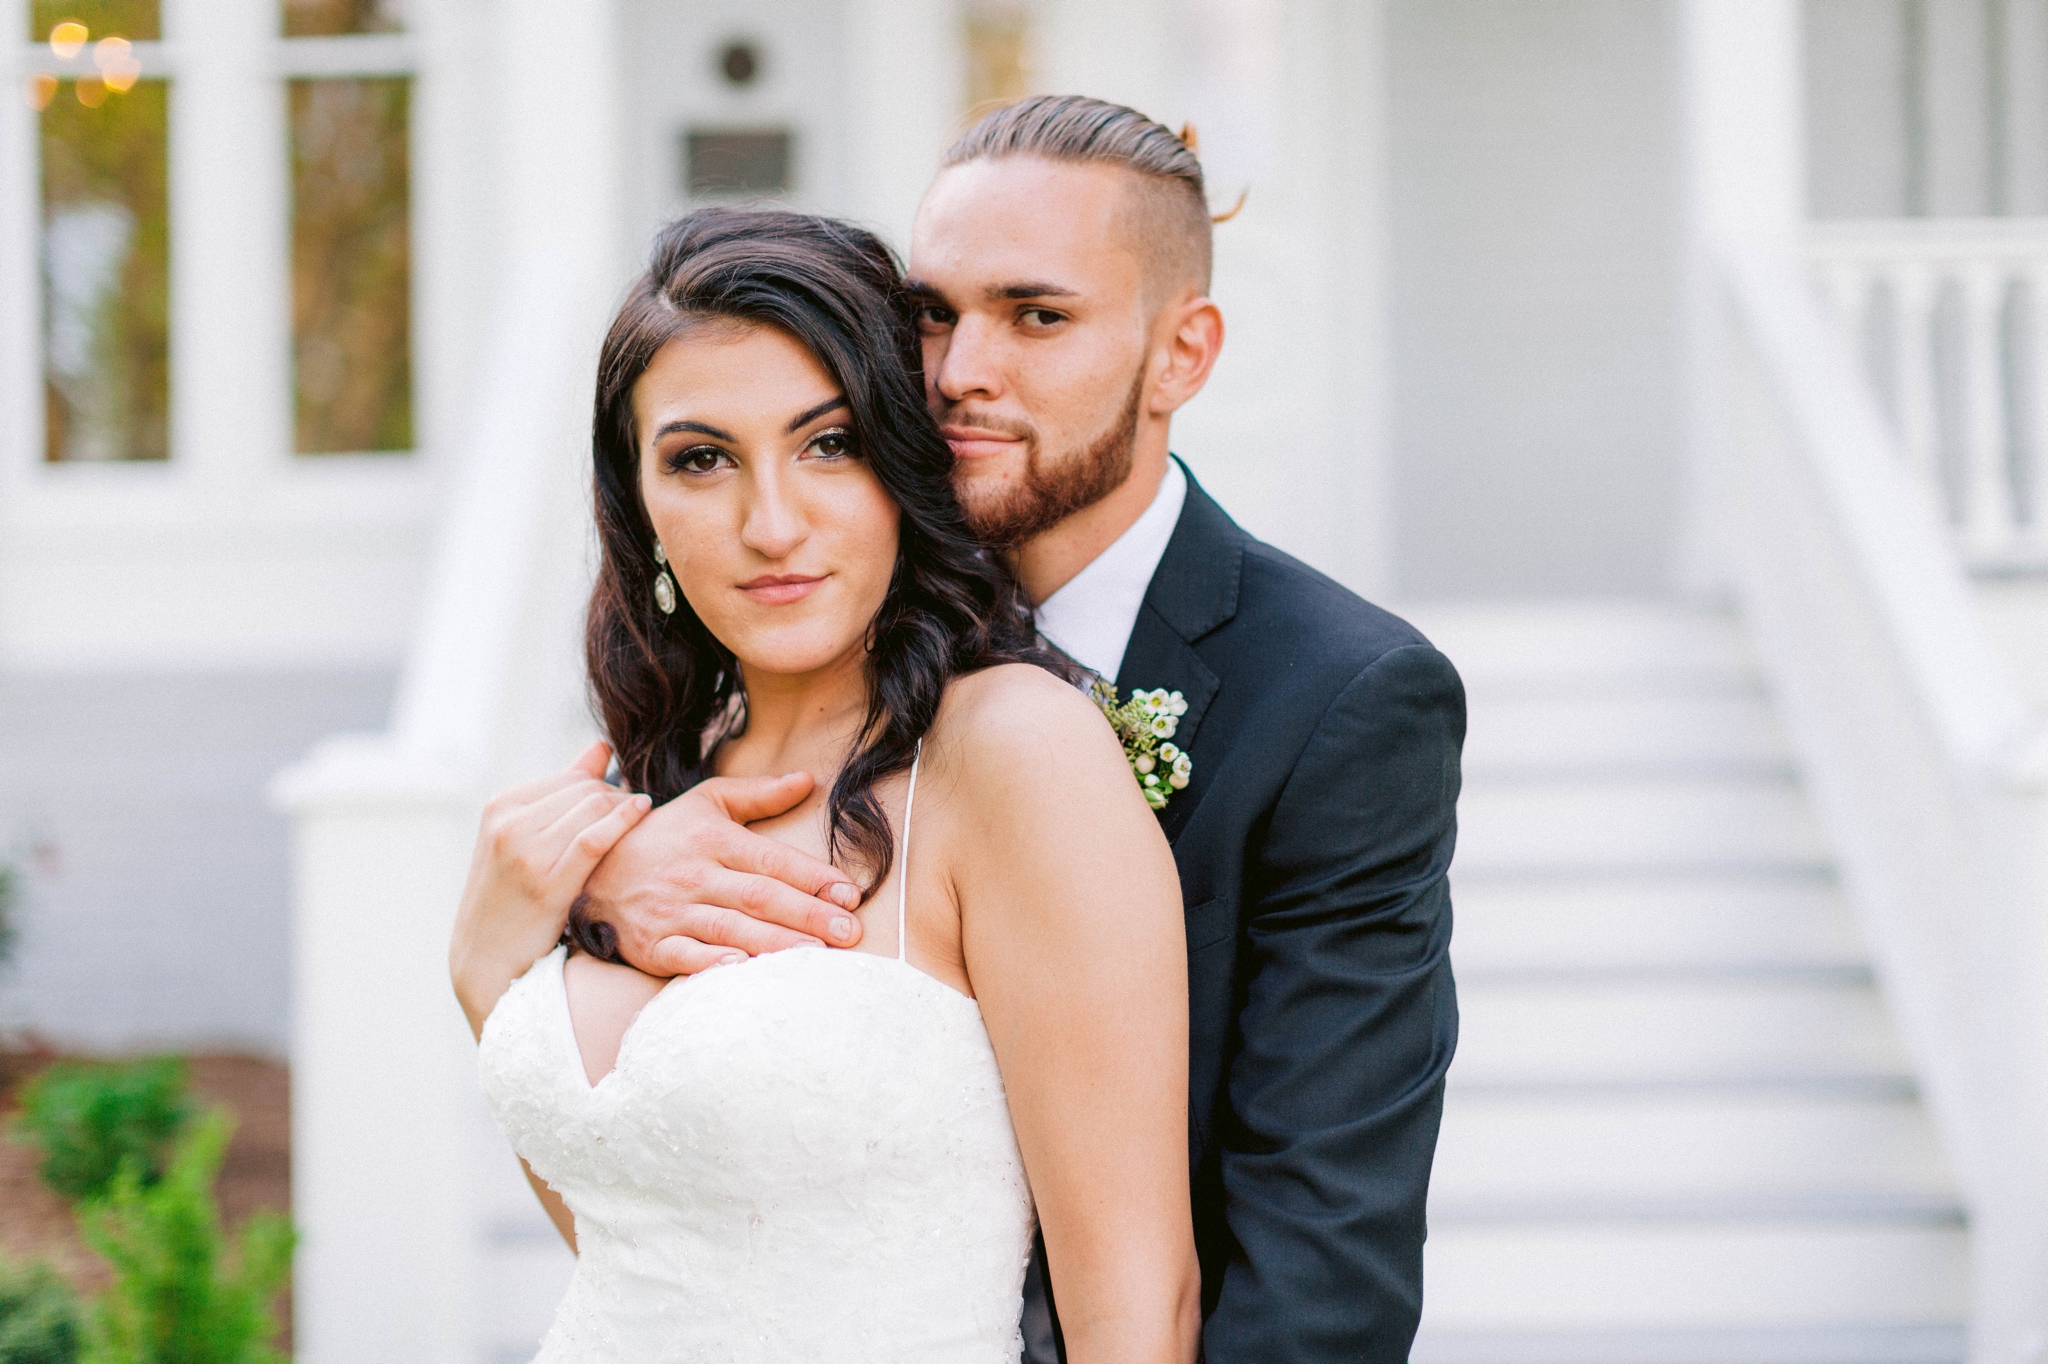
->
xmin=0 ymin=669 xmax=393 ymax=1053
xmin=1385 ymin=0 xmax=1687 ymax=601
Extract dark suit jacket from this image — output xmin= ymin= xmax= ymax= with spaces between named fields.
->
xmin=1021 ymin=467 xmax=1463 ymax=1364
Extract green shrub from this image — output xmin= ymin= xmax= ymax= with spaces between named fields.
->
xmin=78 ymin=1111 xmax=293 ymax=1364
xmin=10 ymin=1059 xmax=192 ymax=1203
xmin=0 ymin=1257 xmax=80 ymax=1364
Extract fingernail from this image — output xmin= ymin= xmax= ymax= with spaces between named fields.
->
xmin=833 ymin=884 xmax=861 ymax=909
xmin=718 ymin=953 xmax=745 ymax=968
xmin=633 ymin=794 xmax=652 ymax=812
xmin=829 ymin=916 xmax=856 ymax=943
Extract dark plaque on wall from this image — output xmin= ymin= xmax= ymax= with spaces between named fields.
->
xmin=685 ymin=128 xmax=792 ymax=196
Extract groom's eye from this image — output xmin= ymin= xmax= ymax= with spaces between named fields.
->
xmin=915 ymin=305 xmax=956 ymax=330
xmin=1019 ymin=308 xmax=1066 ymax=329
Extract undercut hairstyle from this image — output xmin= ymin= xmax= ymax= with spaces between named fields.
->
xmin=942 ymin=94 xmax=1213 ymax=303
xmin=573 ymin=207 xmax=1064 ymax=959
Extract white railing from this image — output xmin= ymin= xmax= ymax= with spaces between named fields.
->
xmin=1808 ymin=219 xmax=2048 ymax=573
xmin=1718 ymin=244 xmax=2048 ymax=1364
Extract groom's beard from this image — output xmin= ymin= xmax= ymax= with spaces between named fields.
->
xmin=944 ymin=369 xmax=1144 ymax=548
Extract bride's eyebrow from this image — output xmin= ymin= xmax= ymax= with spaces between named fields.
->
xmin=785 ymin=396 xmax=847 ymax=433
xmin=655 ymin=419 xmax=733 ymax=441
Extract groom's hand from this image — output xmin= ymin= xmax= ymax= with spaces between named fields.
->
xmin=581 ymin=773 xmax=865 ymax=977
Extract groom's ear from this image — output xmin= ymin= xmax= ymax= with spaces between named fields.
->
xmin=1146 ymin=293 xmax=1224 ymax=417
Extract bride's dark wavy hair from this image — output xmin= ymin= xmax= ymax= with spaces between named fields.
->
xmin=581 ymin=206 xmax=1056 ymax=923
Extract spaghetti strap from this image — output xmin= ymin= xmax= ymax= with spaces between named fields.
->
xmin=897 ymin=741 xmax=922 ymax=963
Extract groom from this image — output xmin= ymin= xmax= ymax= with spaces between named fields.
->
xmin=578 ymin=97 xmax=1462 ymax=1362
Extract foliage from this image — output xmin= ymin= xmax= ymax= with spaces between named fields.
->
xmin=11 ymin=1059 xmax=191 ymax=1203
xmin=0 ymin=1256 xmax=80 ymax=1364
xmin=77 ymin=1113 xmax=293 ymax=1364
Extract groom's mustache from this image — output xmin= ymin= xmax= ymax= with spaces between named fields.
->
xmin=934 ymin=406 xmax=1037 ymax=453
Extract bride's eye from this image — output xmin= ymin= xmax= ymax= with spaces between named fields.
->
xmin=667 ymin=445 xmax=730 ymax=475
xmin=807 ymin=429 xmax=856 ymax=460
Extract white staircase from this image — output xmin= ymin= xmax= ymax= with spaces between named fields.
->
xmin=1407 ymin=600 xmax=1969 ymax=1364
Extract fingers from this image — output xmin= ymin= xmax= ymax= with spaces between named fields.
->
xmin=689 ymin=861 xmax=861 ymax=945
xmin=657 ymin=890 xmax=826 ymax=956
xmin=716 ymin=822 xmax=863 ymax=913
xmin=703 ymin=772 xmax=817 ymax=825
xmin=638 ymin=935 xmax=750 ymax=977
xmin=569 ymin=740 xmax=614 ymax=782
xmin=547 ymin=789 xmax=652 ymax=887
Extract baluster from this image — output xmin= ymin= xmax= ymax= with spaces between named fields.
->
xmin=1891 ymin=260 xmax=1943 ymax=489
xmin=2028 ymin=265 xmax=2048 ymax=565
xmin=1959 ymin=261 xmax=2018 ymax=561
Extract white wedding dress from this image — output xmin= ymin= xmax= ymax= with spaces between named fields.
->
xmin=479 ymin=751 xmax=1036 ymax=1362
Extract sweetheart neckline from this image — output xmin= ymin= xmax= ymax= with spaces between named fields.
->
xmin=548 ymin=946 xmax=984 ymax=1095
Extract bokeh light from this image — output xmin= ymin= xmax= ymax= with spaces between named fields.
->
xmin=48 ymin=20 xmax=87 ymax=58
xmin=23 ymin=73 xmax=58 ymax=110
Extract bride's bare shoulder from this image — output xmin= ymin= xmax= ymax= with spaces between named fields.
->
xmin=937 ymin=663 xmax=1106 ymax=739
xmin=929 ymin=664 xmax=1131 ymax=797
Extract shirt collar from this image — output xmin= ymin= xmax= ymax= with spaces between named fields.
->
xmin=1032 ymin=459 xmax=1188 ymax=683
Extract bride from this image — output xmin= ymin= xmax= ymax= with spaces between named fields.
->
xmin=446 ymin=207 xmax=1199 ymax=1363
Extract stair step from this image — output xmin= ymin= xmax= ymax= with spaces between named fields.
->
xmin=1464 ymin=690 xmax=1792 ymax=777
xmin=1431 ymin=1088 xmax=1952 ymax=1208
xmin=1456 ymin=777 xmax=1828 ymax=875
xmin=1404 ymin=600 xmax=1759 ymax=690
xmin=1411 ymin=1323 xmax=1967 ymax=1364
xmin=1454 ymin=976 xmax=1906 ymax=1086
xmin=1453 ymin=873 xmax=1860 ymax=977
xmin=1420 ymin=1219 xmax=1968 ymax=1330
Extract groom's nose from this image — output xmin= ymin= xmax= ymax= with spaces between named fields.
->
xmin=931 ymin=313 xmax=1005 ymax=405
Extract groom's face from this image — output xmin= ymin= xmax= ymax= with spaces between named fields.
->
xmin=908 ymin=157 xmax=1154 ymax=546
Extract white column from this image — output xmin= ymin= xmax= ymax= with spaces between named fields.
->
xmin=164 ymin=0 xmax=291 ymax=490
xmin=276 ymin=0 xmax=623 ymax=1359
xmin=841 ymin=0 xmax=964 ymax=254
xmin=1677 ymin=0 xmax=1804 ymax=594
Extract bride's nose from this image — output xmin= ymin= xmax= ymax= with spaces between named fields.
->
xmin=738 ymin=465 xmax=808 ymax=561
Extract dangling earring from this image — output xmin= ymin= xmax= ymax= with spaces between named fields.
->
xmin=652 ymin=542 xmax=677 ymax=615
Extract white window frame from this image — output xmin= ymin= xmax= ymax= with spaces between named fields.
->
xmin=0 ymin=0 xmax=455 ymax=669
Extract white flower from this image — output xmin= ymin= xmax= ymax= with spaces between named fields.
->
xmin=1159 ymin=743 xmax=1180 ymax=763
xmin=1134 ymin=754 xmax=1156 ymax=774
xmin=1169 ymin=772 xmax=1189 ymax=789
xmin=1173 ymin=754 xmax=1192 ymax=777
xmin=1149 ymin=714 xmax=1177 ymax=738
xmin=1143 ymin=773 xmax=1160 ymax=788
xmin=1168 ymin=693 xmax=1188 ymax=717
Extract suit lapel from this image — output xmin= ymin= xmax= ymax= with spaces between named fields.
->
xmin=1114 ymin=465 xmax=1244 ymax=842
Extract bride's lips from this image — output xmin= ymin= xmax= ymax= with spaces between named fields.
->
xmin=940 ymin=425 xmax=1026 ymax=461
xmin=738 ymin=573 xmax=826 ymax=605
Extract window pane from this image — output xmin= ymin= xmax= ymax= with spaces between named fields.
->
xmin=30 ymin=0 xmax=159 ymax=43
xmin=965 ymin=4 xmax=1031 ymax=115
xmin=282 ymin=0 xmax=402 ymax=38
xmin=290 ymin=77 xmax=412 ymax=454
xmin=40 ymin=77 xmax=169 ymax=463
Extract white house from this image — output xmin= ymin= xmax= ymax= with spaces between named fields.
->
xmin=4 ymin=1 xmax=2047 ymax=1361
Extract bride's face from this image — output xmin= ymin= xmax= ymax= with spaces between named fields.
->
xmin=634 ymin=323 xmax=900 ymax=681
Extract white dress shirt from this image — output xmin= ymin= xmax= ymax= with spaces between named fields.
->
xmin=1033 ymin=459 xmax=1188 ymax=684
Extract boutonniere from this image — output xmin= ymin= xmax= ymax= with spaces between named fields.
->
xmin=1090 ymin=681 xmax=1193 ymax=811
